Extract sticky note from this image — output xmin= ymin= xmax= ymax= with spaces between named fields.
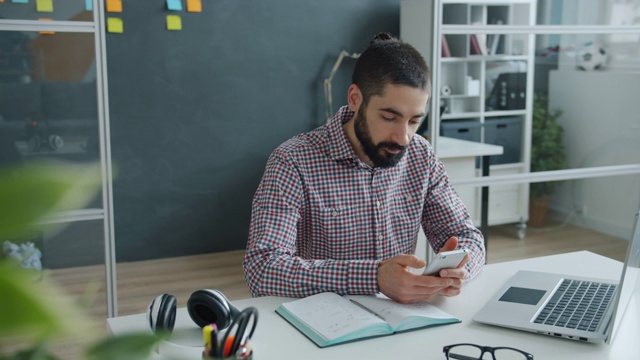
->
xmin=166 ymin=0 xmax=182 ymax=11
xmin=85 ymin=0 xmax=93 ymax=11
xmin=106 ymin=0 xmax=122 ymax=13
xmin=107 ymin=17 xmax=123 ymax=33
xmin=38 ymin=18 xmax=55 ymax=34
xmin=166 ymin=15 xmax=182 ymax=31
xmin=36 ymin=0 xmax=53 ymax=12
xmin=186 ymin=0 xmax=201 ymax=12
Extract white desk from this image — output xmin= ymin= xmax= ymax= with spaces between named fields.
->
xmin=436 ymin=137 xmax=503 ymax=245
xmin=436 ymin=136 xmax=503 ymax=160
xmin=108 ymin=251 xmax=638 ymax=359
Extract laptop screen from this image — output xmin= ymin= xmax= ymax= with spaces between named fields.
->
xmin=606 ymin=211 xmax=640 ymax=343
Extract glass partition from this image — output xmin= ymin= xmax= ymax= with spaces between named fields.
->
xmin=529 ymin=28 xmax=640 ymax=230
xmin=0 ymin=0 xmax=93 ymax=22
xmin=0 ymin=15 xmax=111 ymax=330
xmin=422 ymin=0 xmax=640 ymax=262
xmin=0 ymin=30 xmax=101 ymax=206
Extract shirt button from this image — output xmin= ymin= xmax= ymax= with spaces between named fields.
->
xmin=378 ymin=235 xmax=383 ymax=241
xmin=406 ymin=194 xmax=413 ymax=202
xmin=332 ymin=210 xmax=338 ymax=217
xmin=376 ymin=200 xmax=381 ymax=208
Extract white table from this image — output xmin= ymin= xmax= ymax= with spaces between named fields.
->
xmin=436 ymin=136 xmax=503 ymax=160
xmin=437 ymin=136 xmax=503 ymax=245
xmin=107 ymin=251 xmax=639 ymax=359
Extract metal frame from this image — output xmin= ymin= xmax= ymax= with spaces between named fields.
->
xmin=0 ymin=0 xmax=118 ymax=317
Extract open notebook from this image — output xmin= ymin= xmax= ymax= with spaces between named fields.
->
xmin=276 ymin=292 xmax=460 ymax=347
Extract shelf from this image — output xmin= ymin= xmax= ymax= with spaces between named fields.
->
xmin=402 ymin=0 xmax=535 ymax=228
xmin=484 ymin=110 xmax=527 ymax=117
xmin=442 ymin=112 xmax=482 ymax=120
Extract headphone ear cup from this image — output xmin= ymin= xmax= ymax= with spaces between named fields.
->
xmin=147 ymin=293 xmax=177 ymax=335
xmin=187 ymin=289 xmax=240 ymax=329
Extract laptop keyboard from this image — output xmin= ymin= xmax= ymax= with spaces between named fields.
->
xmin=533 ymin=279 xmax=617 ymax=332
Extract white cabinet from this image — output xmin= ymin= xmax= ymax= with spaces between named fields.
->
xmin=401 ymin=0 xmax=536 ymax=226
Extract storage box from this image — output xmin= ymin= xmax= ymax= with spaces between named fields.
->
xmin=440 ymin=120 xmax=482 ymax=167
xmin=440 ymin=120 xmax=481 ymax=142
xmin=484 ymin=117 xmax=522 ymax=165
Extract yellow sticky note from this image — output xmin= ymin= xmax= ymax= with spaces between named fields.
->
xmin=186 ymin=0 xmax=201 ymax=13
xmin=166 ymin=15 xmax=182 ymax=31
xmin=106 ymin=0 xmax=122 ymax=13
xmin=107 ymin=17 xmax=124 ymax=33
xmin=36 ymin=0 xmax=53 ymax=12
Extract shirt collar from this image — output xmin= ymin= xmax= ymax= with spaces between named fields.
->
xmin=326 ymin=105 xmax=413 ymax=171
xmin=327 ymin=105 xmax=358 ymax=162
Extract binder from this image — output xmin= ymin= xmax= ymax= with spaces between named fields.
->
xmin=485 ymin=72 xmax=526 ymax=111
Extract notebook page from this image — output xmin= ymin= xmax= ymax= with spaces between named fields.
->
xmin=281 ymin=292 xmax=387 ymax=340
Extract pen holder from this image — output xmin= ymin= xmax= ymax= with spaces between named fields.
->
xmin=203 ymin=340 xmax=253 ymax=360
xmin=203 ymin=354 xmax=252 ymax=360
xmin=203 ymin=352 xmax=253 ymax=359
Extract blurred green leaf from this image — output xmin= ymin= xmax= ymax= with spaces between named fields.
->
xmin=0 ymin=161 xmax=102 ymax=354
xmin=0 ymin=161 xmax=102 ymax=240
xmin=85 ymin=334 xmax=163 ymax=360
xmin=0 ymin=342 xmax=61 ymax=360
xmin=0 ymin=262 xmax=97 ymax=342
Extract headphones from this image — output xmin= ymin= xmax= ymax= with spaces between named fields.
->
xmin=147 ymin=289 xmax=240 ymax=335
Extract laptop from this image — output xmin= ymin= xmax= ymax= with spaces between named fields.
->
xmin=473 ymin=210 xmax=640 ymax=343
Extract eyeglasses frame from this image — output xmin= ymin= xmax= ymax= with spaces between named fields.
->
xmin=443 ymin=343 xmax=534 ymax=360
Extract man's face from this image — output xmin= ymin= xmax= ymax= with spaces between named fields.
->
xmin=353 ymin=84 xmax=429 ymax=168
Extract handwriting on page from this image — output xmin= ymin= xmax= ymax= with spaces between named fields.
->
xmin=349 ymin=295 xmax=452 ymax=329
xmin=282 ymin=293 xmax=386 ymax=340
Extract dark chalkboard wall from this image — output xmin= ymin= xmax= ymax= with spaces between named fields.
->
xmin=107 ymin=0 xmax=400 ymax=262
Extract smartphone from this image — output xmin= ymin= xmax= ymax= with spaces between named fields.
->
xmin=422 ymin=248 xmax=469 ymax=276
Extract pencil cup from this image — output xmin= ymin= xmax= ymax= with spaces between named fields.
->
xmin=203 ymin=352 xmax=253 ymax=360
xmin=202 ymin=340 xmax=253 ymax=359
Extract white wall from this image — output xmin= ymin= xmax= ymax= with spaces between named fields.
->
xmin=548 ymin=69 xmax=640 ymax=238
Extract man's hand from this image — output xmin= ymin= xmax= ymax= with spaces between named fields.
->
xmin=377 ymin=237 xmax=469 ymax=304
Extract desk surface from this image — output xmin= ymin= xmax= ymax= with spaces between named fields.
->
xmin=436 ymin=136 xmax=503 ymax=159
xmin=107 ymin=251 xmax=639 ymax=359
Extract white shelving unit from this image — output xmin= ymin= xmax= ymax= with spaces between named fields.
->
xmin=401 ymin=0 xmax=536 ymax=229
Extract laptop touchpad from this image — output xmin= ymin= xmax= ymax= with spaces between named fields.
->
xmin=499 ymin=286 xmax=546 ymax=305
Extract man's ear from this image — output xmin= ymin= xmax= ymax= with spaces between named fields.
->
xmin=347 ymin=84 xmax=363 ymax=112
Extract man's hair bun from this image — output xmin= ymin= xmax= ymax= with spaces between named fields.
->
xmin=370 ymin=32 xmax=396 ymax=45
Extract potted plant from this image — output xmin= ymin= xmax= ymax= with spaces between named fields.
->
xmin=0 ymin=162 xmax=161 ymax=359
xmin=529 ymin=93 xmax=567 ymax=227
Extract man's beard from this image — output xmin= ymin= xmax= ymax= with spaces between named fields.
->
xmin=353 ymin=109 xmax=408 ymax=168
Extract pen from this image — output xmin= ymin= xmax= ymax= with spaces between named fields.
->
xmin=202 ymin=324 xmax=214 ymax=358
xmin=223 ymin=334 xmax=235 ymax=358
xmin=210 ymin=324 xmax=220 ymax=358
xmin=235 ymin=340 xmax=253 ymax=359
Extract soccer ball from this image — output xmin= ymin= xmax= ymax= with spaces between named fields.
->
xmin=575 ymin=42 xmax=607 ymax=71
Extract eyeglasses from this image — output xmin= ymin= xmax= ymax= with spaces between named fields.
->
xmin=443 ymin=343 xmax=534 ymax=360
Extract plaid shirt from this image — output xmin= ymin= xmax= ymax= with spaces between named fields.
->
xmin=243 ymin=106 xmax=485 ymax=297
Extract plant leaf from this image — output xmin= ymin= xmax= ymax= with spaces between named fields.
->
xmin=0 ymin=342 xmax=61 ymax=360
xmin=85 ymin=334 xmax=163 ymax=360
xmin=0 ymin=263 xmax=97 ymax=342
xmin=0 ymin=161 xmax=102 ymax=239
